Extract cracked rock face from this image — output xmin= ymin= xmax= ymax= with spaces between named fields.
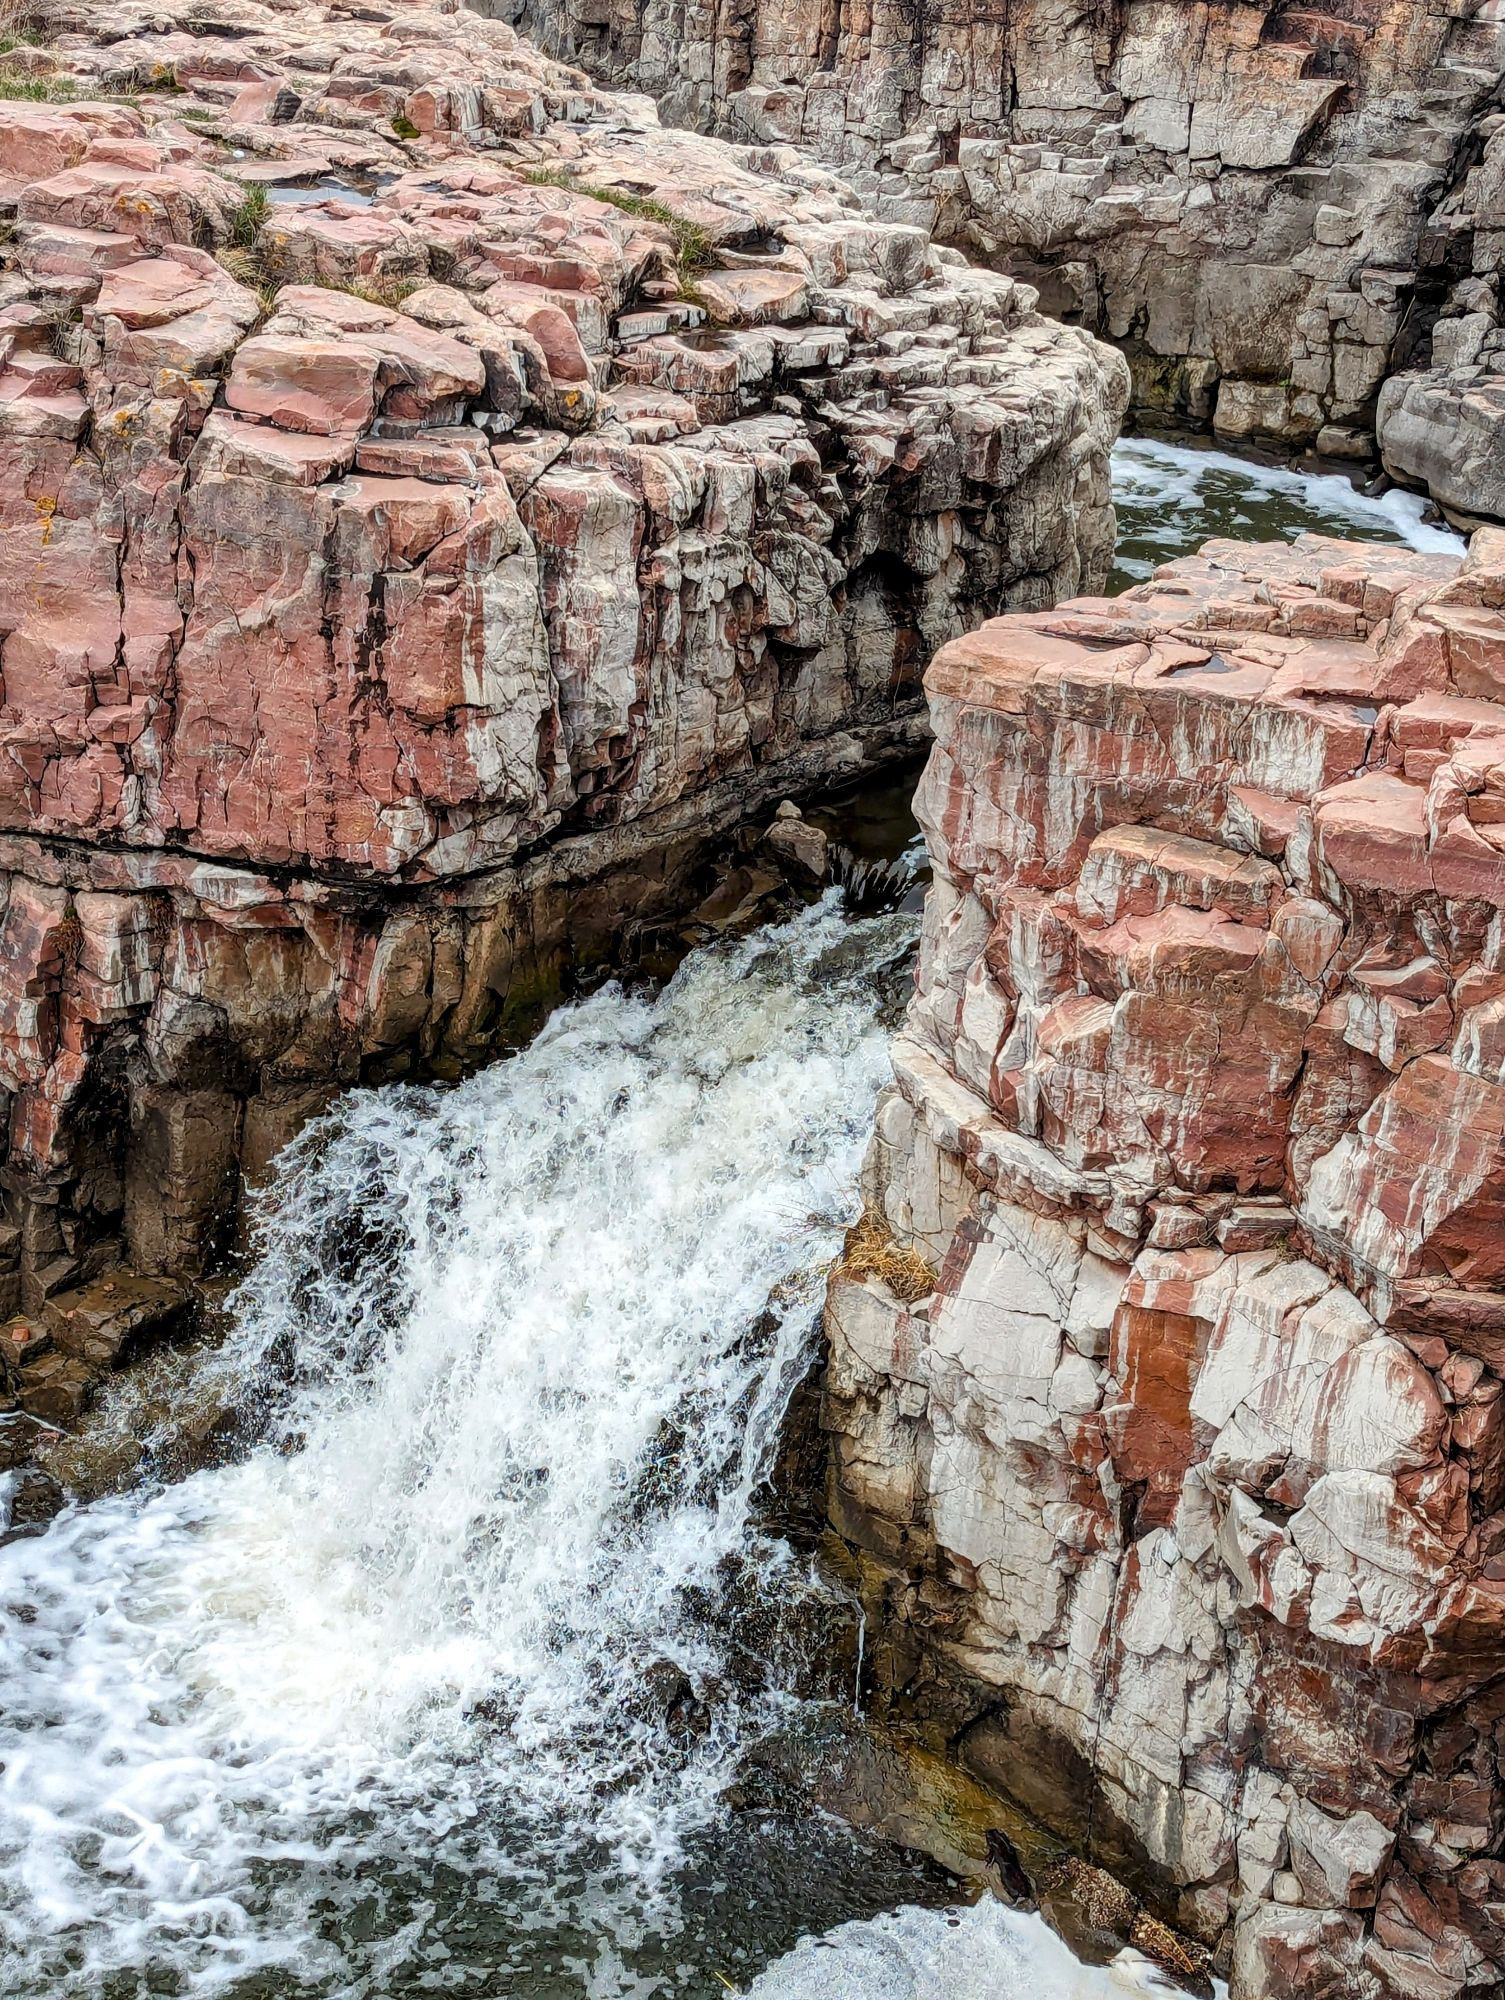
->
xmin=825 ymin=531 xmax=1505 ymax=1997
xmin=0 ymin=0 xmax=1125 ymax=1321
xmin=517 ymin=0 xmax=1505 ymax=516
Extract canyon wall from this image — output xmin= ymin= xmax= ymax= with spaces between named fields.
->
xmin=0 ymin=0 xmax=1125 ymax=1381
xmin=825 ymin=531 xmax=1505 ymax=1996
xmin=516 ymin=0 xmax=1505 ymax=517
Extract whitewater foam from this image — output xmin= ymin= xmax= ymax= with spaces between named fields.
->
xmin=0 ymin=900 xmax=917 ymax=1995
xmin=741 ymin=1900 xmax=1200 ymax=1999
xmin=1111 ymin=436 xmax=1463 ymax=588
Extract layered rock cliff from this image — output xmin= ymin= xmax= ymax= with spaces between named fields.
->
xmin=826 ymin=532 xmax=1505 ymax=1995
xmin=0 ymin=0 xmax=1125 ymax=1364
xmin=517 ymin=0 xmax=1505 ymax=518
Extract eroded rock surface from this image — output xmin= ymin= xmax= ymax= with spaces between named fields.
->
xmin=518 ymin=0 xmax=1505 ymax=507
xmin=0 ymin=0 xmax=1124 ymax=1363
xmin=827 ymin=531 xmax=1505 ymax=1996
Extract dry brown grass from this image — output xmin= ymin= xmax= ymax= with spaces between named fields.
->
xmin=841 ymin=1209 xmax=934 ymax=1303
xmin=0 ymin=0 xmax=57 ymax=54
xmin=1131 ymin=1910 xmax=1209 ymax=1983
xmin=336 ymin=274 xmax=421 ymax=310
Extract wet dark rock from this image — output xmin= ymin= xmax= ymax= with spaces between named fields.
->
xmin=45 ymin=1276 xmax=192 ymax=1370
xmin=764 ymin=807 xmax=830 ymax=889
xmin=984 ymin=1827 xmax=1036 ymax=1908
xmin=0 ymin=1465 xmax=65 ymax=1547
xmin=824 ymin=846 xmax=916 ymax=915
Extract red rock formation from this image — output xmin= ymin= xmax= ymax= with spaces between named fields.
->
xmin=827 ymin=531 xmax=1505 ymax=1995
xmin=0 ymin=0 xmax=1126 ymax=1334
xmin=522 ymin=0 xmax=1505 ymax=514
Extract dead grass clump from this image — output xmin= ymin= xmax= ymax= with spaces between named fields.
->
xmin=335 ymin=274 xmax=420 ymax=309
xmin=841 ymin=1209 xmax=934 ymax=1303
xmin=1130 ymin=1911 xmax=1210 ymax=1986
xmin=0 ymin=0 xmax=51 ymax=50
xmin=41 ymin=299 xmax=81 ymax=359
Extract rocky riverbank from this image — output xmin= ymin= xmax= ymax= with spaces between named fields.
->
xmin=0 ymin=0 xmax=1125 ymax=1409
xmin=823 ymin=528 xmax=1505 ymax=1995
xmin=514 ymin=0 xmax=1505 ymax=521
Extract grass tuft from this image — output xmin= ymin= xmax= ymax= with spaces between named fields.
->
xmin=0 ymin=0 xmax=49 ymax=54
xmin=225 ymin=179 xmax=269 ymax=250
xmin=523 ymin=166 xmax=713 ymax=276
xmin=215 ymin=244 xmax=278 ymax=323
xmin=390 ymin=112 xmax=419 ymax=140
xmin=840 ymin=1209 xmax=934 ymax=1304
xmin=213 ymin=255 xmax=419 ymax=321
xmin=42 ymin=300 xmax=81 ymax=360
xmin=334 ymin=274 xmax=420 ymax=309
xmin=0 ymin=60 xmax=74 ymax=98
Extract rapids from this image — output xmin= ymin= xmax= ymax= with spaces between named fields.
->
xmin=0 ymin=901 xmax=928 ymax=1997
xmin=1109 ymin=435 xmax=1462 ymax=590
xmin=744 ymin=1901 xmax=1191 ymax=1997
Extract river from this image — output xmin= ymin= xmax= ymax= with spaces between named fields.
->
xmin=0 ymin=444 xmax=1462 ymax=1999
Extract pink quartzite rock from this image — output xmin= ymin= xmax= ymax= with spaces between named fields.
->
xmin=0 ymin=0 xmax=1124 ymax=1418
xmin=509 ymin=0 xmax=1505 ymax=523
xmin=0 ymin=3 xmax=1123 ymax=888
xmin=827 ymin=533 xmax=1505 ymax=2000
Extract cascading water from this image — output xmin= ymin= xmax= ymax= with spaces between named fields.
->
xmin=0 ymin=899 xmax=942 ymax=1998
xmin=1109 ymin=435 xmax=1461 ymax=591
xmin=744 ymin=1901 xmax=1189 ymax=1997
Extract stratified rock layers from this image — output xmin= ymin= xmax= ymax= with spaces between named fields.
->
xmin=520 ymin=0 xmax=1505 ymax=507
xmin=826 ymin=533 xmax=1505 ymax=1996
xmin=0 ymin=0 xmax=1125 ymax=1314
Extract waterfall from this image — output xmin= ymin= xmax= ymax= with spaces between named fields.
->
xmin=0 ymin=898 xmax=915 ymax=1996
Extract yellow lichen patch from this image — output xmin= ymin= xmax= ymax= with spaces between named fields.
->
xmin=839 ymin=1208 xmax=934 ymax=1303
xmin=32 ymin=494 xmax=56 ymax=545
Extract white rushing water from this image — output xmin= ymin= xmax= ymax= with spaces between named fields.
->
xmin=744 ymin=1901 xmax=1196 ymax=1999
xmin=1110 ymin=435 xmax=1463 ymax=588
xmin=0 ymin=900 xmax=925 ymax=1996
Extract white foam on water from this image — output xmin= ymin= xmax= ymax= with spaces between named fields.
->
xmin=1111 ymin=436 xmax=1464 ymax=583
xmin=740 ymin=1900 xmax=1203 ymax=1999
xmin=0 ymin=899 xmax=923 ymax=1995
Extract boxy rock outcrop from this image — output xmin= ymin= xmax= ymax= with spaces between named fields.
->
xmin=0 ymin=0 xmax=1125 ymax=1358
xmin=826 ymin=530 xmax=1505 ymax=1996
xmin=519 ymin=0 xmax=1505 ymax=517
